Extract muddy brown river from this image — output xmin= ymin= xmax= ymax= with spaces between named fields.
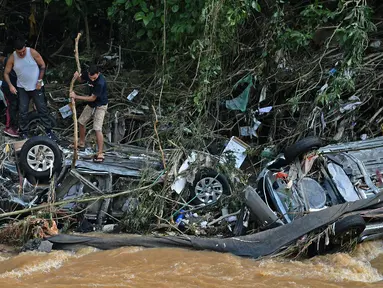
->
xmin=0 ymin=240 xmax=382 ymax=288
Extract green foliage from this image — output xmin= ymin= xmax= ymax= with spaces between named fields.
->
xmin=317 ymin=3 xmax=375 ymax=106
xmin=300 ymin=3 xmax=336 ymax=27
xmin=316 ymin=70 xmax=355 ymax=106
xmin=279 ymin=29 xmax=313 ymax=52
xmin=108 ymin=0 xmax=206 ymax=48
xmin=275 ymin=1 xmax=375 ymax=108
xmin=107 ymin=0 xmax=260 ymax=109
xmin=335 ymin=4 xmax=375 ymax=66
xmin=45 ymin=0 xmax=73 ymax=6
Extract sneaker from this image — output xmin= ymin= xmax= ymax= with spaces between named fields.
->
xmin=4 ymin=127 xmax=19 ymax=138
xmin=47 ymin=131 xmax=58 ymax=141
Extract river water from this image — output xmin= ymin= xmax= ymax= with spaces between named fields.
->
xmin=0 ymin=240 xmax=382 ymax=288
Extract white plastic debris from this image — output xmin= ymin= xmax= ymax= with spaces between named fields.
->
xmin=103 ymin=54 xmax=119 ymax=60
xmin=127 ymin=89 xmax=139 ymax=101
xmin=240 ymin=126 xmax=251 ymax=137
xmin=171 ymin=152 xmax=198 ymax=194
xmin=340 ymin=101 xmax=362 ymax=113
xmin=259 ymin=85 xmax=267 ymax=103
xmin=227 ymin=216 xmax=237 ymax=223
xmin=258 ymin=106 xmax=272 ymax=114
xmin=59 ymin=104 xmax=73 ymax=119
xmin=370 ymin=40 xmax=381 ymax=48
xmin=220 ymin=136 xmax=250 ymax=168
xmin=319 ymin=83 xmax=328 ymax=94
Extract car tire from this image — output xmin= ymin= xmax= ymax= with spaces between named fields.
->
xmin=331 ymin=215 xmax=366 ymax=244
xmin=27 ymin=111 xmax=57 ymax=134
xmin=284 ymin=136 xmax=322 ymax=163
xmin=19 ymin=136 xmax=62 ymax=179
xmin=189 ymin=169 xmax=231 ymax=205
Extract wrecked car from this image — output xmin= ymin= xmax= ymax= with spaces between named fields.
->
xmin=0 ymin=135 xmax=235 ymax=226
xmin=246 ymin=136 xmax=383 ymax=244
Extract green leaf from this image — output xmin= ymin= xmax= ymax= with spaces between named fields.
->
xmin=44 ymin=0 xmax=52 ymax=4
xmin=116 ymin=0 xmax=126 ymax=4
xmin=134 ymin=11 xmax=145 ymax=21
xmin=142 ymin=12 xmax=154 ymax=26
xmin=107 ymin=7 xmax=114 ymax=17
xmin=252 ymin=1 xmax=261 ymax=12
xmin=147 ymin=12 xmax=154 ymax=21
xmin=172 ymin=5 xmax=179 ymax=13
xmin=140 ymin=2 xmax=149 ymax=13
xmin=125 ymin=1 xmax=132 ymax=9
xmin=136 ymin=29 xmax=146 ymax=38
xmin=143 ymin=16 xmax=150 ymax=26
xmin=65 ymin=0 xmax=73 ymax=6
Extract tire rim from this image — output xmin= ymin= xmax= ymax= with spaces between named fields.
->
xmin=195 ymin=177 xmax=224 ymax=204
xmin=27 ymin=144 xmax=55 ymax=172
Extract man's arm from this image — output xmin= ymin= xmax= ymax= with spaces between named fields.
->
xmin=73 ymin=71 xmax=86 ymax=83
xmin=30 ymin=48 xmax=46 ymax=81
xmin=71 ymin=80 xmax=101 ymax=102
xmin=72 ymin=93 xmax=97 ymax=102
xmin=4 ymin=54 xmax=16 ymax=94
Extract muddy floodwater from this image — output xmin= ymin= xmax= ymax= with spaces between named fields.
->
xmin=0 ymin=240 xmax=382 ymax=288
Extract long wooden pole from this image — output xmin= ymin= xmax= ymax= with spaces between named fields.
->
xmin=70 ymin=33 xmax=82 ymax=168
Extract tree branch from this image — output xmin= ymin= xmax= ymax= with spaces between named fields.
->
xmin=70 ymin=32 xmax=82 ymax=168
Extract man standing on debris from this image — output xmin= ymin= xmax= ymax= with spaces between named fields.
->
xmin=4 ymin=38 xmax=56 ymax=140
xmin=1 ymin=54 xmax=19 ymax=138
xmin=70 ymin=65 xmax=108 ymax=163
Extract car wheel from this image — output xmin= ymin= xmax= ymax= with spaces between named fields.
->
xmin=331 ymin=215 xmax=366 ymax=244
xmin=284 ymin=136 xmax=322 ymax=163
xmin=189 ymin=169 xmax=230 ymax=205
xmin=19 ymin=136 xmax=62 ymax=179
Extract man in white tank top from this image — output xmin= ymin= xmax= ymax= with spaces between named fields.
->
xmin=4 ymin=38 xmax=56 ymax=140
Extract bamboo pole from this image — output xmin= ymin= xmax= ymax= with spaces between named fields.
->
xmin=70 ymin=32 xmax=82 ymax=168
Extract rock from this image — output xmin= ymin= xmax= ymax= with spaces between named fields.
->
xmin=102 ymin=224 xmax=116 ymax=233
xmin=21 ymin=238 xmax=42 ymax=252
xmin=21 ymin=239 xmax=52 ymax=253
xmin=37 ymin=240 xmax=53 ymax=253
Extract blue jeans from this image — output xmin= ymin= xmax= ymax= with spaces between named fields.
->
xmin=18 ymin=87 xmax=52 ymax=134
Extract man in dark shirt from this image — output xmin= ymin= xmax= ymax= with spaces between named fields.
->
xmin=1 ymin=55 xmax=19 ymax=137
xmin=70 ymin=65 xmax=108 ymax=162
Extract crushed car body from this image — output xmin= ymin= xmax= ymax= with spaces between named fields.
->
xmin=0 ymin=135 xmax=235 ymax=225
xmin=2 ymin=134 xmax=383 ymax=258
xmin=250 ymin=136 xmax=383 ymax=243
